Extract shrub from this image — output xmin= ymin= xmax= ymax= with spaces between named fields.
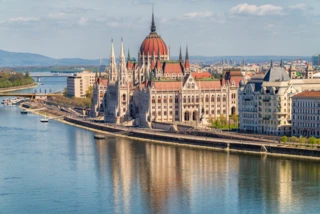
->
xmin=299 ymin=136 xmax=307 ymax=144
xmin=280 ymin=136 xmax=288 ymax=142
xmin=308 ymin=136 xmax=317 ymax=144
xmin=288 ymin=136 xmax=298 ymax=142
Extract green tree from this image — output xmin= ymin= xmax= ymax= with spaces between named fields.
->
xmin=280 ymin=136 xmax=288 ymax=143
xmin=289 ymin=136 xmax=298 ymax=142
xmin=308 ymin=136 xmax=317 ymax=144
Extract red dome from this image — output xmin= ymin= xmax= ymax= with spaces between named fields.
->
xmin=140 ymin=32 xmax=168 ymax=56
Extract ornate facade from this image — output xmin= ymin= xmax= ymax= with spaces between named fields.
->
xmin=92 ymin=12 xmax=243 ymax=128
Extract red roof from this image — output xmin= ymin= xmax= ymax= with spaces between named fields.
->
xmin=140 ymin=33 xmax=168 ymax=56
xmin=153 ymin=81 xmax=181 ymax=91
xmin=195 ymin=81 xmax=221 ymax=89
xmin=192 ymin=72 xmax=212 ymax=79
xmin=293 ymin=91 xmax=320 ymax=98
xmin=163 ymin=62 xmax=183 ymax=75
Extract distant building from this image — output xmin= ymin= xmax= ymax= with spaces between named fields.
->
xmin=312 ymin=54 xmax=320 ymax=66
xmin=67 ymin=71 xmax=95 ymax=98
xmin=239 ymin=62 xmax=320 ymax=135
xmin=291 ymin=91 xmax=320 ymax=137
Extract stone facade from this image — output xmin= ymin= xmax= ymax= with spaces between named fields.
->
xmin=91 ymin=12 xmax=243 ymax=128
xmin=291 ymin=91 xmax=320 ymax=137
xmin=239 ymin=63 xmax=320 ymax=135
xmin=67 ymin=71 xmax=95 ymax=98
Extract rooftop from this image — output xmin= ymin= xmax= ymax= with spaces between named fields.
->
xmin=293 ymin=91 xmax=320 ymax=98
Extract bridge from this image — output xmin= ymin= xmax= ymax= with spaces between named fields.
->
xmin=0 ymin=93 xmax=62 ymax=98
xmin=30 ymin=72 xmax=74 ymax=82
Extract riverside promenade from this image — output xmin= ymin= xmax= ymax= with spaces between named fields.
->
xmin=64 ymin=116 xmax=320 ymax=159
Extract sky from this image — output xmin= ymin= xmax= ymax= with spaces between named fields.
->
xmin=0 ymin=0 xmax=319 ymax=59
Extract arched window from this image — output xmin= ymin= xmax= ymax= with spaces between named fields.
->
xmin=185 ymin=111 xmax=190 ymax=121
xmin=205 ymin=95 xmax=209 ymax=102
xmin=188 ymin=96 xmax=191 ymax=103
xmin=122 ymin=94 xmax=126 ymax=101
xmin=158 ymin=96 xmax=161 ymax=103
xmin=196 ymin=96 xmax=199 ymax=103
xmin=192 ymin=96 xmax=195 ymax=103
xmin=211 ymin=95 xmax=215 ymax=102
xmin=163 ymin=96 xmax=167 ymax=103
xmin=152 ymin=96 xmax=155 ymax=104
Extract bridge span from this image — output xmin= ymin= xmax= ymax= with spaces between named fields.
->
xmin=0 ymin=93 xmax=62 ymax=98
xmin=30 ymin=72 xmax=74 ymax=82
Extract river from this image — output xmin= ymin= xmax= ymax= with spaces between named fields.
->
xmin=0 ymin=77 xmax=320 ymax=214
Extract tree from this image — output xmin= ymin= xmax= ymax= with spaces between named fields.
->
xmin=289 ymin=136 xmax=298 ymax=142
xmin=280 ymin=136 xmax=287 ymax=143
xmin=25 ymin=71 xmax=30 ymax=78
xmin=308 ymin=136 xmax=317 ymax=144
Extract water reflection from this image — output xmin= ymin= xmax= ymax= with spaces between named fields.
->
xmin=1 ymin=102 xmax=320 ymax=213
xmin=92 ymin=137 xmax=320 ymax=214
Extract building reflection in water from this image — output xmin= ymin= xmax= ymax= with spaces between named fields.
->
xmin=93 ymin=137 xmax=320 ymax=213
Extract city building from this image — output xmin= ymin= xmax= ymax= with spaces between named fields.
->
xmin=312 ymin=54 xmax=320 ymax=66
xmin=67 ymin=71 xmax=95 ymax=98
xmin=91 ymin=12 xmax=244 ymax=128
xmin=90 ymin=73 xmax=108 ymax=117
xmin=291 ymin=91 xmax=320 ymax=137
xmin=239 ymin=62 xmax=320 ymax=135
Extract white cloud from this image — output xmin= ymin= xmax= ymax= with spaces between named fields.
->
xmin=78 ymin=17 xmax=88 ymax=25
xmin=48 ymin=12 xmax=74 ymax=20
xmin=230 ymin=3 xmax=283 ymax=16
xmin=8 ymin=17 xmax=39 ymax=22
xmin=289 ymin=4 xmax=312 ymax=11
xmin=184 ymin=12 xmax=213 ymax=18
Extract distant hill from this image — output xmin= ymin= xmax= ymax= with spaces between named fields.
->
xmin=0 ymin=49 xmax=310 ymax=67
xmin=0 ymin=50 xmax=108 ymax=66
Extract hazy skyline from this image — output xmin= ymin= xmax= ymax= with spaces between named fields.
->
xmin=0 ymin=0 xmax=319 ymax=59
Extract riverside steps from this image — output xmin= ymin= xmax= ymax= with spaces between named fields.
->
xmin=64 ymin=117 xmax=320 ymax=159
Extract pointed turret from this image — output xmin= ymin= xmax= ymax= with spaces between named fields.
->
xmin=109 ymin=38 xmax=117 ymax=82
xmin=280 ymin=59 xmax=284 ymax=67
xmin=151 ymin=7 xmax=156 ymax=33
xmin=185 ymin=46 xmax=190 ymax=70
xmin=127 ymin=49 xmax=132 ymax=70
xmin=179 ymin=46 xmax=183 ymax=62
xmin=270 ymin=60 xmax=273 ymax=68
xmin=120 ymin=38 xmax=125 ymax=60
xmin=110 ymin=39 xmax=115 ymax=59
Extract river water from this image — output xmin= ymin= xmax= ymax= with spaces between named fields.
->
xmin=0 ymin=78 xmax=320 ymax=214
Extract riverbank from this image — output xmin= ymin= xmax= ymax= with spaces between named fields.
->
xmin=0 ymin=83 xmax=38 ymax=93
xmin=19 ymin=102 xmax=320 ymax=160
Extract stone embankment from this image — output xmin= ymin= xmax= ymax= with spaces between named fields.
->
xmin=21 ymin=102 xmax=320 ymax=160
xmin=0 ymin=83 xmax=38 ymax=93
xmin=64 ymin=117 xmax=320 ymax=160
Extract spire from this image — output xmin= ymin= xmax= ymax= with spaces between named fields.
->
xmin=185 ymin=46 xmax=190 ymax=70
xmin=127 ymin=49 xmax=130 ymax=61
xmin=110 ymin=38 xmax=115 ymax=58
xmin=179 ymin=46 xmax=183 ymax=62
xmin=151 ymin=6 xmax=156 ymax=33
xmin=120 ymin=37 xmax=125 ymax=59
xmin=270 ymin=60 xmax=273 ymax=68
xmin=280 ymin=59 xmax=283 ymax=67
xmin=186 ymin=45 xmax=189 ymax=60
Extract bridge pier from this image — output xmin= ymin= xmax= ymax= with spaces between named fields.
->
xmin=37 ymin=77 xmax=41 ymax=82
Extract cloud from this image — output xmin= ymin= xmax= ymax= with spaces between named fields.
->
xmin=230 ymin=3 xmax=283 ymax=16
xmin=78 ymin=17 xmax=88 ymax=25
xmin=184 ymin=12 xmax=213 ymax=18
xmin=289 ymin=4 xmax=312 ymax=11
xmin=48 ymin=12 xmax=74 ymax=20
xmin=8 ymin=17 xmax=39 ymax=22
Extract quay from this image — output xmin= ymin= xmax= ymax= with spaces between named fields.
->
xmin=63 ymin=116 xmax=320 ymax=159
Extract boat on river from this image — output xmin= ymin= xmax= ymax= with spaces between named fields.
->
xmin=40 ymin=113 xmax=49 ymax=123
xmin=21 ymin=110 xmax=28 ymax=114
